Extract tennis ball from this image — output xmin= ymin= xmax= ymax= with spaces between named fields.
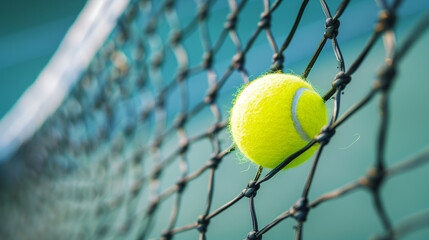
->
xmin=229 ymin=73 xmax=328 ymax=169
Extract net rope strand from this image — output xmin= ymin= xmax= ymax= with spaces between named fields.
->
xmin=1 ymin=0 xmax=429 ymax=239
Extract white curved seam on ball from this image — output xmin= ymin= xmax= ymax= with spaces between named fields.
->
xmin=291 ymin=87 xmax=312 ymax=142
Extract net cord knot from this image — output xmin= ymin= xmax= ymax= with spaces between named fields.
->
xmin=314 ymin=125 xmax=335 ymax=145
xmin=204 ymin=85 xmax=218 ymax=104
xmin=376 ymin=64 xmax=396 ymax=91
xmin=271 ymin=53 xmax=284 ymax=72
xmin=243 ymin=180 xmax=260 ymax=198
xmin=324 ymin=18 xmax=340 ymax=39
xmin=198 ymin=2 xmax=208 ymax=21
xmin=208 ymin=153 xmax=220 ymax=169
xmin=291 ymin=197 xmax=309 ymax=222
xmin=176 ymin=178 xmax=186 ymax=193
xmin=169 ymin=30 xmax=182 ymax=46
xmin=365 ymin=167 xmax=385 ymax=192
xmin=161 ymin=230 xmax=172 ymax=240
xmin=179 ymin=141 xmax=189 ymax=154
xmin=225 ymin=13 xmax=237 ymax=30
xmin=332 ymin=71 xmax=351 ymax=90
xmin=233 ymin=53 xmax=245 ymax=69
xmin=177 ymin=68 xmax=188 ymax=83
xmin=197 ymin=215 xmax=210 ymax=233
xmin=207 ymin=122 xmax=222 ymax=136
xmin=258 ymin=11 xmax=271 ymax=28
xmin=245 ymin=231 xmax=261 ymax=240
xmin=376 ymin=10 xmax=396 ymax=33
xmin=175 ymin=113 xmax=187 ymax=128
xmin=202 ymin=51 xmax=213 ymax=69
xmin=152 ymin=52 xmax=164 ymax=69
xmin=147 ymin=200 xmax=159 ymax=215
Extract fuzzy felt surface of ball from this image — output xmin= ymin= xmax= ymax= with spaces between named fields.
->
xmin=229 ymin=73 xmax=328 ymax=169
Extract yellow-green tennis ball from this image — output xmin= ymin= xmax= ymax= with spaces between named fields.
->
xmin=230 ymin=73 xmax=328 ymax=169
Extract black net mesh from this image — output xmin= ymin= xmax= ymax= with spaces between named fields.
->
xmin=1 ymin=0 xmax=429 ymax=239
